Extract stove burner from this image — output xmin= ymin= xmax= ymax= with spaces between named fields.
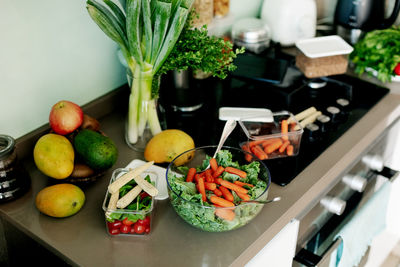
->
xmin=306 ymin=78 xmax=328 ymax=89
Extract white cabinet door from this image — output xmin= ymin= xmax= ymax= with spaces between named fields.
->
xmin=245 ymin=219 xmax=299 ymax=267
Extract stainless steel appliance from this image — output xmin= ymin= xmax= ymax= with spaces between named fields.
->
xmin=334 ymin=0 xmax=400 ymax=44
xmin=292 ymin=118 xmax=400 ymax=266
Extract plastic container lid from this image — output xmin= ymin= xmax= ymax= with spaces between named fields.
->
xmin=295 ymin=35 xmax=353 ymax=58
xmin=125 ymin=159 xmax=168 ymax=200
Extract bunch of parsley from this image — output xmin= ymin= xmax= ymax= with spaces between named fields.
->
xmin=350 ymin=26 xmax=400 ymax=83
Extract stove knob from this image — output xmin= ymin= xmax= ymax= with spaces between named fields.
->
xmin=342 ymin=174 xmax=367 ymax=192
xmin=362 ymin=154 xmax=384 ymax=172
xmin=305 ymin=123 xmax=320 ymax=143
xmin=336 ymin=98 xmax=350 ymax=109
xmin=320 ymin=196 xmax=346 ymax=216
xmin=326 ymin=106 xmax=341 ymax=124
xmin=315 ymin=114 xmax=330 ymax=133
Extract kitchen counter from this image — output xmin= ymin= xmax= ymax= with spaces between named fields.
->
xmin=1 ymin=74 xmax=400 ymax=267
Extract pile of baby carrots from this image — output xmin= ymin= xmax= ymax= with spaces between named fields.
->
xmin=185 ymin=158 xmax=254 ymax=221
xmin=241 ymin=119 xmax=295 ymax=161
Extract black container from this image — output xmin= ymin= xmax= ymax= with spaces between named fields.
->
xmin=0 ymin=135 xmax=30 ymax=203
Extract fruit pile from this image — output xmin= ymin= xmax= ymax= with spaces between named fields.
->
xmin=33 ymin=100 xmax=118 ymax=218
xmin=33 ymin=100 xmax=118 ymax=181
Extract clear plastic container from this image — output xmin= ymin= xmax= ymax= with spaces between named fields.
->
xmin=214 ymin=0 xmax=230 ymax=18
xmin=239 ymin=111 xmax=303 ymax=160
xmin=192 ymin=0 xmax=214 ymax=28
xmin=102 ymin=168 xmax=157 ymax=236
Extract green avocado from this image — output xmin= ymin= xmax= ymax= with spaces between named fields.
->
xmin=73 ymin=129 xmax=118 ymax=171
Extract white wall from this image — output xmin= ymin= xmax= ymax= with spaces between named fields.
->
xmin=0 ymin=0 xmax=126 ymax=139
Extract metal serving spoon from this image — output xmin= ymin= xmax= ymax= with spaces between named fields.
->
xmin=242 ymin=196 xmax=281 ymax=204
xmin=212 ymin=119 xmax=237 ymax=158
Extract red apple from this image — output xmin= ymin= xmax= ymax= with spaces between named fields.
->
xmin=49 ymin=100 xmax=83 ymax=135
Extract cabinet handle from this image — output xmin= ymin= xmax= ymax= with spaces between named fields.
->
xmin=294 ymin=237 xmax=342 ymax=267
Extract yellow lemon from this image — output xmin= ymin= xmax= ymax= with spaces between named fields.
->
xmin=144 ymin=129 xmax=195 ymax=166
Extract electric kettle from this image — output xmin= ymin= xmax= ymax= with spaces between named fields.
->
xmin=334 ymin=0 xmax=400 ymax=43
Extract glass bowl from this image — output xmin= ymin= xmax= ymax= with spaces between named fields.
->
xmin=166 ymin=145 xmax=271 ymax=232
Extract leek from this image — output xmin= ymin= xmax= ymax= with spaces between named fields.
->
xmin=87 ymin=0 xmax=194 ymax=145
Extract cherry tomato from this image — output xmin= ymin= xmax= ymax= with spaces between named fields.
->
xmin=134 ymin=223 xmax=145 ymax=234
xmin=142 ymin=216 xmax=151 ymax=226
xmin=145 ymin=226 xmax=151 ymax=234
xmin=108 ymin=228 xmax=120 ymax=235
xmin=108 ymin=220 xmax=122 ymax=229
xmin=395 ymin=63 xmax=400 ymax=76
xmin=137 ymin=216 xmax=151 ymax=226
xmin=120 ymin=224 xmax=131 ymax=234
xmin=129 ymin=227 xmax=136 ymax=235
xmin=122 ymin=217 xmax=134 ymax=226
xmin=140 ymin=192 xmax=150 ymax=199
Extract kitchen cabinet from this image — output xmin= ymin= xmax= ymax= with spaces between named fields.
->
xmin=246 ymin=219 xmax=299 ymax=267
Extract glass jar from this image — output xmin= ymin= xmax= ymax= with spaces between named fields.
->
xmin=0 ymin=135 xmax=30 ymax=202
xmin=214 ymin=0 xmax=230 ymax=18
xmin=192 ymin=0 xmax=214 ymax=28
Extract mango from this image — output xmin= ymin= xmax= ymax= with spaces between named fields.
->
xmin=35 ymin=184 xmax=85 ymax=218
xmin=33 ymin=133 xmax=75 ymax=179
xmin=73 ymin=129 xmax=118 ymax=171
xmin=144 ymin=129 xmax=195 ymax=166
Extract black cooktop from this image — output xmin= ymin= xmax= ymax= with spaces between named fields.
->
xmin=160 ymin=52 xmax=390 ymax=186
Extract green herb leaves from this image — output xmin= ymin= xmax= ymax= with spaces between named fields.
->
xmin=350 ymin=26 xmax=400 ymax=83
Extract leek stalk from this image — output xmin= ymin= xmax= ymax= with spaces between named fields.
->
xmin=86 ymin=0 xmax=194 ymax=145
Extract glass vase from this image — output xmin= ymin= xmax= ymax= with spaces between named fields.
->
xmin=125 ymin=68 xmax=165 ymax=152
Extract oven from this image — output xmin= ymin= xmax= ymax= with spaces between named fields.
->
xmin=293 ymin=117 xmax=400 ymax=267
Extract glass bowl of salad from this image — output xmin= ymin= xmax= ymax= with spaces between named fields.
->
xmin=102 ymin=168 xmax=156 ymax=236
xmin=166 ymin=146 xmax=271 ymax=232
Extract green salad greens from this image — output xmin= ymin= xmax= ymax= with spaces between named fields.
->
xmin=350 ymin=26 xmax=400 ymax=83
xmin=106 ymin=175 xmax=154 ymax=223
xmin=168 ymin=150 xmax=269 ymax=232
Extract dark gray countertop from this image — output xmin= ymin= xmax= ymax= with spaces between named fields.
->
xmin=1 ymin=74 xmax=400 ymax=267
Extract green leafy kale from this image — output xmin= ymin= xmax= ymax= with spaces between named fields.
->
xmin=350 ymin=26 xmax=400 ymax=83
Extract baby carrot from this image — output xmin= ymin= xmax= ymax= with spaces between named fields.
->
xmin=281 ymin=119 xmax=288 ymax=141
xmin=224 ymin=167 xmax=247 ymax=179
xmin=279 ymin=140 xmax=290 ymax=153
xmin=261 ymin=138 xmax=281 ymax=148
xmin=213 ymin=166 xmax=225 ymax=178
xmin=197 ymin=177 xmax=207 ymax=202
xmin=204 ymin=169 xmax=214 ymax=183
xmin=248 ymin=140 xmax=264 ymax=147
xmin=241 ymin=144 xmax=253 ymax=162
xmin=205 ymin=182 xmax=217 ymax=191
xmin=236 ymin=191 xmax=251 ymax=201
xmin=287 ymin=145 xmax=294 ymax=156
xmin=209 ymin=196 xmax=235 ymax=207
xmin=216 ymin=178 xmax=248 ymax=194
xmin=215 ymin=207 xmax=236 ymax=221
xmin=264 ymin=139 xmax=283 ymax=154
xmin=251 ymin=145 xmax=268 ymax=160
xmin=213 ymin=188 xmax=223 ymax=197
xmin=194 ymin=173 xmax=201 ymax=183
xmin=219 ymin=185 xmax=234 ymax=202
xmin=234 ymin=180 xmax=254 ymax=188
xmin=186 ymin=167 xmax=197 ymax=183
xmin=209 ymin=158 xmax=218 ymax=172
